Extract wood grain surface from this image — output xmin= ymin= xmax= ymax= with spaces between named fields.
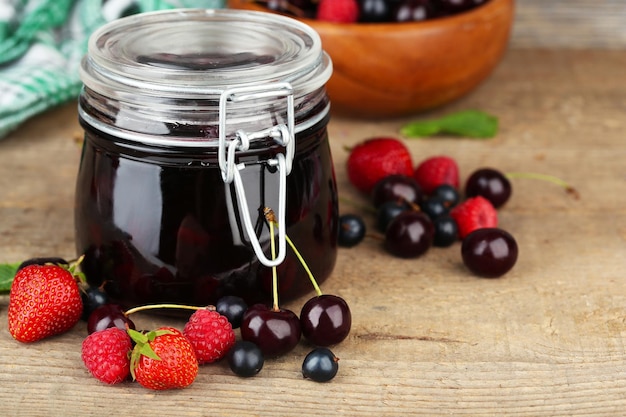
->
xmin=0 ymin=5 xmax=626 ymax=416
xmin=512 ymin=0 xmax=626 ymax=49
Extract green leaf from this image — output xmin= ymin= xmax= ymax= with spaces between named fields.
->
xmin=0 ymin=263 xmax=20 ymax=294
xmin=400 ymin=110 xmax=498 ymax=139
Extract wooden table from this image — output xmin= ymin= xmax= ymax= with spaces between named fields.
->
xmin=1 ymin=6 xmax=626 ymax=417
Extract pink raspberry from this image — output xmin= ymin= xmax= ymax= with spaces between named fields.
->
xmin=413 ymin=156 xmax=460 ymax=195
xmin=81 ymin=327 xmax=132 ymax=384
xmin=317 ymin=0 xmax=359 ymax=23
xmin=183 ymin=308 xmax=236 ymax=364
xmin=450 ymin=196 xmax=498 ymax=239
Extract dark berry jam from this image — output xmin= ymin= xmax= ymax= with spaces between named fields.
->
xmin=75 ymin=9 xmax=337 ymax=309
xmin=75 ymin=113 xmax=337 ymax=307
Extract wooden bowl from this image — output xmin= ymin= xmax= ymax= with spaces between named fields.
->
xmin=229 ymin=0 xmax=514 ymax=118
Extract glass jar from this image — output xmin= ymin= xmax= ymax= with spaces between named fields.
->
xmin=75 ymin=9 xmax=337 ymax=309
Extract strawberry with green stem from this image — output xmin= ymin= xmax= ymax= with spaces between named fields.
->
xmin=8 ymin=260 xmax=84 ymax=343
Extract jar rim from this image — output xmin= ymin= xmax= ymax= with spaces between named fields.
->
xmin=80 ymin=8 xmax=332 ymax=100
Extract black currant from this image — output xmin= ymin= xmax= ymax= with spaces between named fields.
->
xmin=228 ymin=340 xmax=264 ymax=377
xmin=431 ymin=184 xmax=460 ymax=208
xmin=376 ymin=200 xmax=409 ymax=233
xmin=80 ymin=285 xmax=110 ymax=321
xmin=338 ymin=214 xmax=367 ymax=248
xmin=216 ymin=295 xmax=248 ymax=329
xmin=432 ymin=215 xmax=459 ymax=247
xmin=302 ymin=347 xmax=339 ymax=382
xmin=420 ymin=196 xmax=450 ymax=220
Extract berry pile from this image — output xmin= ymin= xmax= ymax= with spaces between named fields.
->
xmin=6 ymin=230 xmax=351 ymax=388
xmin=340 ymin=136 xmax=519 ymax=278
xmin=259 ymin=0 xmax=490 ymax=23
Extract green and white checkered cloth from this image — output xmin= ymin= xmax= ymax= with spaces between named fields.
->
xmin=0 ymin=0 xmax=225 ymax=138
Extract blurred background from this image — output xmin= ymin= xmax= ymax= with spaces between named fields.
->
xmin=513 ymin=0 xmax=626 ymax=49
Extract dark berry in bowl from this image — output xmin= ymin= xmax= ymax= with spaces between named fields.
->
xmin=461 ymin=227 xmax=518 ymax=278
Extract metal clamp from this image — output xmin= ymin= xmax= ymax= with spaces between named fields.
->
xmin=217 ymin=83 xmax=295 ymax=267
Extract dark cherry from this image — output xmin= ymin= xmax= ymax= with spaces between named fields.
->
xmin=384 ymin=211 xmax=434 ymax=258
xmin=376 ymin=200 xmax=409 ymax=233
xmin=461 ymin=228 xmax=518 ymax=278
xmin=216 ymin=295 xmax=248 ymax=329
xmin=465 ymin=168 xmax=512 ymax=208
xmin=300 ymin=295 xmax=352 ymax=346
xmin=227 ymin=340 xmax=264 ymax=377
xmin=302 ymin=347 xmax=339 ymax=382
xmin=87 ymin=303 xmax=136 ymax=334
xmin=371 ymin=174 xmax=422 ymax=209
xmin=337 ymin=214 xmax=367 ymax=248
xmin=420 ymin=196 xmax=450 ymax=220
xmin=432 ymin=215 xmax=458 ymax=247
xmin=80 ymin=285 xmax=110 ymax=321
xmin=240 ymin=304 xmax=302 ymax=357
xmin=431 ymin=184 xmax=460 ymax=208
xmin=17 ymin=257 xmax=68 ymax=271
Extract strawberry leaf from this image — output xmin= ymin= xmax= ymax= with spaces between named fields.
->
xmin=400 ymin=110 xmax=498 ymax=139
xmin=0 ymin=263 xmax=20 ymax=294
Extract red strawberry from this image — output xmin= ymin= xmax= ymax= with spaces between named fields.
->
xmin=8 ymin=264 xmax=83 ymax=343
xmin=81 ymin=327 xmax=132 ymax=385
xmin=183 ymin=308 xmax=236 ymax=364
xmin=317 ymin=0 xmax=359 ymax=23
xmin=413 ymin=156 xmax=460 ymax=195
xmin=347 ymin=137 xmax=414 ymax=194
xmin=129 ymin=327 xmax=198 ymax=390
xmin=450 ymin=196 xmax=498 ymax=239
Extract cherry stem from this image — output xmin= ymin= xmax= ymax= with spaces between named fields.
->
xmin=269 ymin=217 xmax=280 ymax=311
xmin=124 ymin=303 xmax=207 ymax=316
xmin=264 ymin=207 xmax=323 ymax=298
xmin=505 ymin=171 xmax=580 ymax=199
xmin=284 ymin=234 xmax=323 ymax=297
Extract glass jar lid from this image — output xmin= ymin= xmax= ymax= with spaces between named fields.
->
xmin=81 ymin=8 xmax=332 ymax=101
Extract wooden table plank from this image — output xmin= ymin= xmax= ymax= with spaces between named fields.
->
xmin=1 ymin=48 xmax=625 ymax=416
xmin=512 ymin=0 xmax=626 ymax=49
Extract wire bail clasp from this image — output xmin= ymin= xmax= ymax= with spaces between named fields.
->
xmin=218 ymin=83 xmax=295 ymax=267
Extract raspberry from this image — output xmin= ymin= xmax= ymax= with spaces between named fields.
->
xmin=413 ymin=156 xmax=460 ymax=195
xmin=317 ymin=0 xmax=359 ymax=23
xmin=183 ymin=308 xmax=236 ymax=364
xmin=81 ymin=327 xmax=132 ymax=385
xmin=346 ymin=137 xmax=414 ymax=194
xmin=450 ymin=196 xmax=498 ymax=239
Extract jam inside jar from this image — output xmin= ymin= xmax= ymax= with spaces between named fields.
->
xmin=74 ymin=9 xmax=337 ymax=308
